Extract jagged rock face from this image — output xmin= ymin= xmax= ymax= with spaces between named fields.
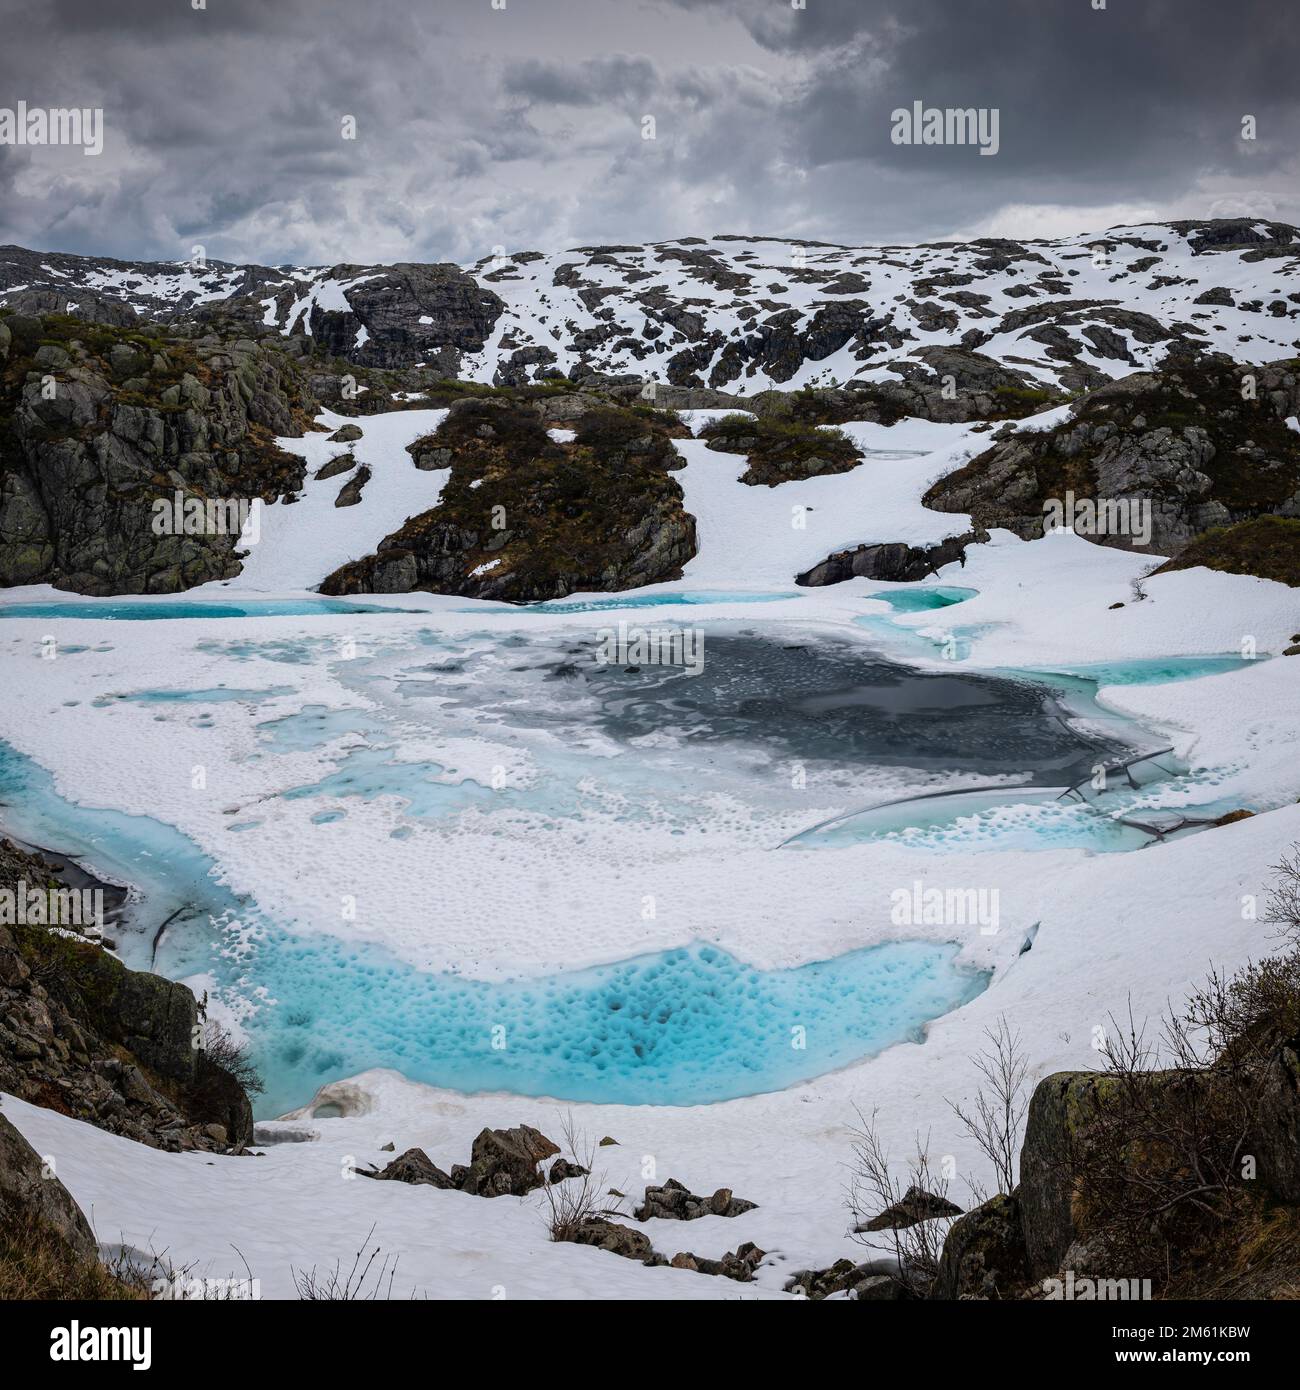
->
xmin=0 ymin=314 xmax=313 ymax=593
xmin=923 ymin=356 xmax=1300 ymax=555
xmin=0 ymin=840 xmax=252 ymax=1151
xmin=284 ymin=262 xmax=506 ymax=371
xmin=321 ymin=399 xmax=697 ymax=603
xmin=6 ymin=219 xmax=1297 ymax=392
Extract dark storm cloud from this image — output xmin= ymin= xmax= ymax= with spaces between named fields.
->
xmin=0 ymin=0 xmax=1296 ymax=265
xmin=702 ymin=0 xmax=1299 ymax=183
xmin=504 ymin=55 xmax=661 ymax=107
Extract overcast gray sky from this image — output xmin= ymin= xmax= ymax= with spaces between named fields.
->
xmin=1 ymin=0 xmax=1296 ymax=266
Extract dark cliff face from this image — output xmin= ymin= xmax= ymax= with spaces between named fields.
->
xmin=320 ymin=398 xmax=698 ymax=603
xmin=0 ymin=312 xmax=314 ymax=594
xmin=295 ymin=263 xmax=506 ymax=371
xmin=0 ymin=838 xmax=253 ymax=1152
xmin=922 ymin=354 xmax=1300 ymax=555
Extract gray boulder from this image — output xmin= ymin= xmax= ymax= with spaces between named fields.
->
xmin=933 ymin=1192 xmax=1032 ymax=1299
xmin=0 ymin=1109 xmax=98 ymax=1261
xmin=634 ymin=1177 xmax=757 ymax=1221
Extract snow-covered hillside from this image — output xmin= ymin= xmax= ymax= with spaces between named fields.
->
xmin=4 ymin=218 xmax=1298 ymax=390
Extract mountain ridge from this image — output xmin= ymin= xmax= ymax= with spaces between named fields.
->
xmin=4 ymin=218 xmax=1298 ymax=393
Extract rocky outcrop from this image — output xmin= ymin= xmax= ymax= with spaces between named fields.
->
xmin=0 ymin=1108 xmax=98 ymax=1260
xmin=865 ymin=347 xmax=1067 ymax=423
xmin=1152 ymin=514 xmax=1300 ymax=587
xmin=0 ymin=313 xmax=315 ymax=593
xmin=320 ymin=399 xmax=697 ymax=602
xmin=0 ymin=838 xmax=253 ymax=1152
xmin=364 ymin=1124 xmax=560 ymax=1198
xmin=786 ymin=1258 xmax=909 ymax=1300
xmin=633 ymin=1177 xmax=758 ymax=1221
xmin=1015 ymin=1071 xmax=1109 ymax=1279
xmin=700 ymin=414 xmax=864 ymax=486
xmin=935 ymin=1040 xmax=1300 ymax=1298
xmin=923 ymin=354 xmax=1300 ymax=556
xmin=668 ymin=1241 xmax=766 ymax=1282
xmin=796 ymin=529 xmax=986 ymax=587
xmin=858 ymin=1185 xmax=963 ymax=1232
xmin=263 ymin=262 xmax=505 ymax=373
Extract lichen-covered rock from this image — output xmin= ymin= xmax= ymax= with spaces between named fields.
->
xmin=1016 ymin=1071 xmax=1110 ymax=1280
xmin=933 ymin=1192 xmax=1032 ymax=1299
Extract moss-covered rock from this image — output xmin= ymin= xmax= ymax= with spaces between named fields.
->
xmin=933 ymin=1192 xmax=1031 ymax=1299
xmin=700 ymin=413 xmax=863 ymax=486
xmin=1151 ymin=514 xmax=1300 ymax=586
xmin=320 ymin=399 xmax=696 ymax=601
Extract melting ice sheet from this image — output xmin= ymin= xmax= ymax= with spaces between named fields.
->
xmin=0 ymin=732 xmax=987 ymax=1112
xmin=0 ymin=620 xmax=1142 ymax=1114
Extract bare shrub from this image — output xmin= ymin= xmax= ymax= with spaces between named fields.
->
xmin=292 ymin=1224 xmax=400 ymax=1300
xmin=847 ymin=1110 xmax=949 ymax=1296
xmin=541 ymin=1112 xmax=624 ymax=1242
xmin=200 ymin=1020 xmax=264 ymax=1096
xmin=1265 ymin=846 xmax=1300 ymax=947
xmin=947 ymin=1015 xmax=1029 ymax=1202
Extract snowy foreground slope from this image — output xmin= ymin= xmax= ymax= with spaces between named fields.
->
xmin=3 ymin=398 xmax=1299 ymax=1297
xmin=3 ymin=219 xmax=1298 ymax=391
